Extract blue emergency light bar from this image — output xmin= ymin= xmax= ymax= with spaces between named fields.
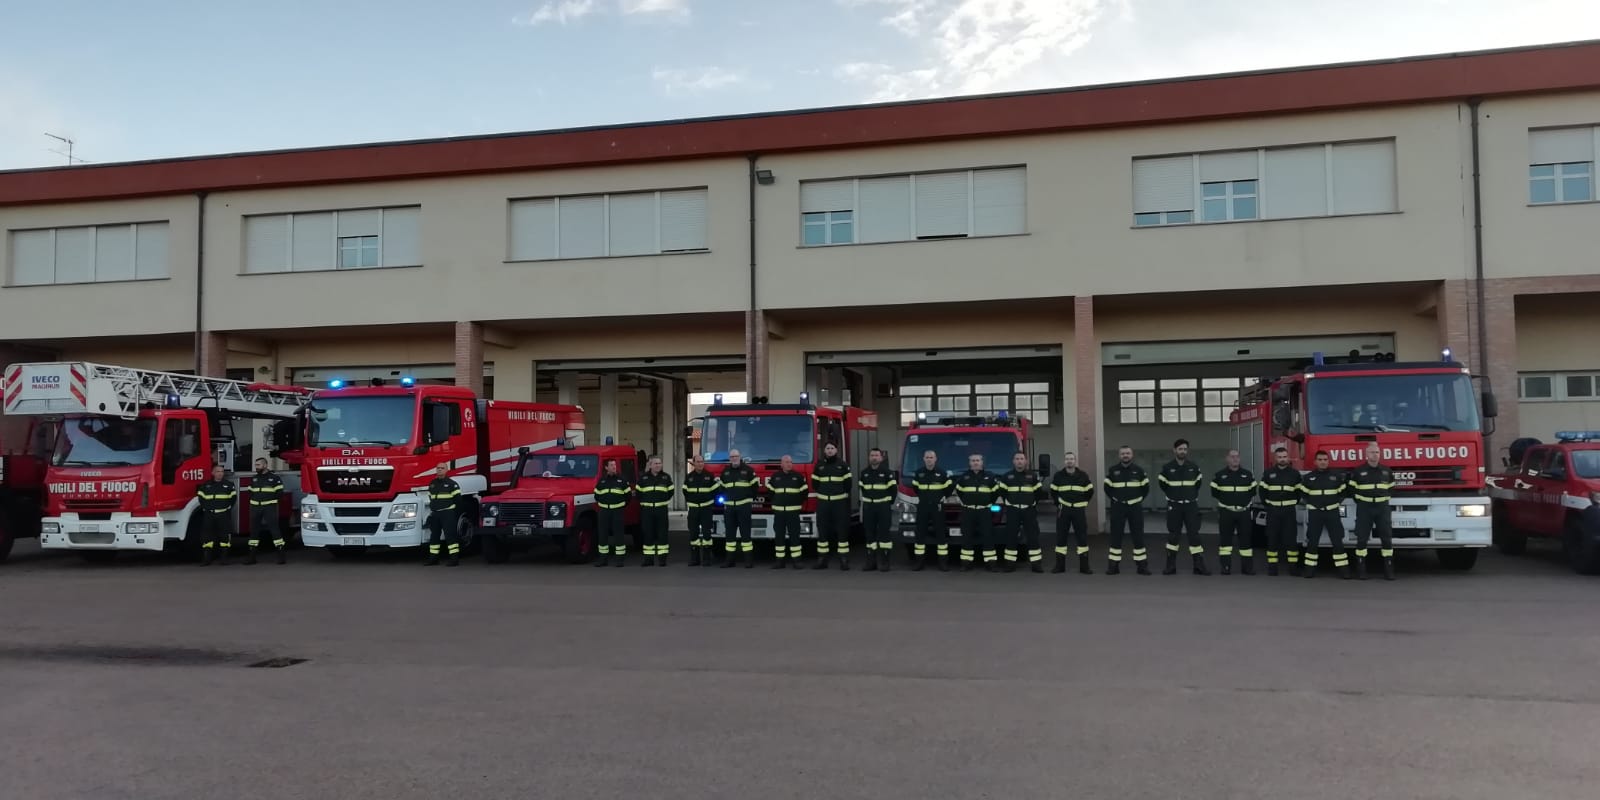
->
xmin=400 ymin=376 xmax=416 ymax=387
xmin=328 ymin=379 xmax=346 ymax=389
xmin=989 ymin=504 xmax=1001 ymax=513
xmin=1555 ymin=431 xmax=1600 ymax=442
xmin=604 ymin=436 xmax=614 ymax=445
xmin=1312 ymin=352 xmax=1325 ymax=366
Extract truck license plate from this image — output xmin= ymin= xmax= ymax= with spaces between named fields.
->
xmin=513 ymin=524 xmax=533 ymax=535
xmin=80 ymin=524 xmax=100 ymax=533
xmin=947 ymin=527 xmax=962 ymax=538
xmin=343 ymin=537 xmax=366 ymax=546
xmin=1393 ymin=519 xmax=1418 ymax=528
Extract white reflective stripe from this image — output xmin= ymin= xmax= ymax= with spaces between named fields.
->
xmin=1562 ymin=493 xmax=1593 ymax=510
xmin=410 ymin=439 xmax=560 ymax=479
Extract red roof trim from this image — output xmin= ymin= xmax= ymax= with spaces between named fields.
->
xmin=4 ymin=40 xmax=1600 ymax=206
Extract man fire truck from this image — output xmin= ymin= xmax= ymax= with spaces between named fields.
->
xmin=3 ymin=362 xmax=308 ymax=561
xmin=698 ymin=393 xmax=877 ymax=544
xmin=1228 ymin=350 xmax=1498 ymax=571
xmin=0 ymin=418 xmax=55 ymax=562
xmin=895 ymin=413 xmax=1049 ymax=546
xmin=297 ymin=377 xmax=584 ymax=556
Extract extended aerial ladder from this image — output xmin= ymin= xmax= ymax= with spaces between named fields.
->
xmin=5 ymin=362 xmax=308 ymax=419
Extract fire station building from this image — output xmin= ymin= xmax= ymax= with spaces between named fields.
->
xmin=3 ymin=40 xmax=1600 ymax=494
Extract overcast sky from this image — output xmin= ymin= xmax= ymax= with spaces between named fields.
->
xmin=3 ymin=0 xmax=1599 ymax=169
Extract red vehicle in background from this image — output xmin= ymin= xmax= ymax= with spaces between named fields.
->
xmin=893 ymin=414 xmax=1047 ymax=541
xmin=0 ymin=418 xmax=56 ymax=562
xmin=478 ymin=439 xmax=643 ymax=564
xmin=1487 ymin=432 xmax=1600 ymax=574
xmin=1229 ymin=350 xmax=1498 ymax=570
xmin=698 ymin=394 xmax=878 ymax=541
xmin=298 ymin=377 xmax=585 ymax=557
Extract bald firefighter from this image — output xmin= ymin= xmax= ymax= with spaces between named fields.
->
xmin=1209 ymin=449 xmax=1257 ymax=575
xmin=1348 ymin=442 xmax=1398 ymax=581
xmin=1049 ymin=452 xmax=1095 ymax=574
xmin=766 ymin=455 xmax=810 ymax=570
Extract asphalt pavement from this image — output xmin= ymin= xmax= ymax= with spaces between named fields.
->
xmin=2 ymin=537 xmax=1597 ymax=800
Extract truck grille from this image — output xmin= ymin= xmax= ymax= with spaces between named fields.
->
xmin=1395 ymin=466 xmax=1461 ymax=487
xmin=63 ymin=499 xmax=122 ymax=512
xmin=69 ymin=532 xmax=115 ymax=545
xmin=495 ymin=503 xmax=544 ymax=527
xmin=317 ymin=468 xmax=394 ymax=495
xmin=331 ymin=506 xmax=382 ymax=518
xmin=332 ymin=523 xmax=379 ymax=536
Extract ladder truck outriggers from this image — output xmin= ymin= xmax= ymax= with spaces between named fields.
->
xmin=2 ymin=362 xmax=310 ymax=560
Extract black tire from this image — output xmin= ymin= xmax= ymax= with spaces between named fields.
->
xmin=455 ymin=514 xmax=478 ymax=555
xmin=1561 ymin=517 xmax=1600 ymax=575
xmin=1493 ymin=508 xmax=1527 ymax=555
xmin=79 ymin=551 xmax=117 ymax=564
xmin=481 ymin=534 xmax=510 ymax=564
xmin=0 ymin=529 xmax=13 ymax=563
xmin=1436 ymin=548 xmax=1479 ymax=571
xmin=563 ymin=517 xmax=596 ymax=564
xmin=327 ymin=545 xmax=367 ymax=559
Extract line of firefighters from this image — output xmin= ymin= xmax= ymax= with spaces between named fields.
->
xmin=574 ymin=438 xmax=1403 ymax=581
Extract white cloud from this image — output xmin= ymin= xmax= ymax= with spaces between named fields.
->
xmin=651 ymin=66 xmax=747 ymax=95
xmin=513 ymin=0 xmax=597 ymax=26
xmin=621 ymin=0 xmax=690 ymax=18
xmin=836 ymin=0 xmax=1118 ymax=101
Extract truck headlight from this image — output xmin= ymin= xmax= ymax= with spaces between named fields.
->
xmin=301 ymin=503 xmax=317 ymax=520
xmin=388 ymin=502 xmax=418 ymax=519
xmin=126 ymin=522 xmax=158 ymax=535
xmin=1455 ymin=504 xmax=1487 ymax=518
xmin=547 ymin=502 xmax=567 ymax=519
xmin=42 ymin=522 xmax=60 ymax=535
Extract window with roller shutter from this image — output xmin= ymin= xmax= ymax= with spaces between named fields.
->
xmin=243 ymin=206 xmax=421 ymax=273
xmin=6 ymin=222 xmax=171 ymax=286
xmin=797 ymin=166 xmax=1025 ymax=247
xmin=507 ymin=188 xmax=709 ymax=261
xmin=1132 ymin=139 xmax=1396 ymax=226
xmin=1528 ymin=126 xmax=1597 ymax=205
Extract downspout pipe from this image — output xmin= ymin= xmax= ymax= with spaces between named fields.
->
xmin=1468 ymin=98 xmax=1488 ymax=382
xmin=193 ymin=191 xmax=208 ymax=374
xmin=747 ymin=154 xmax=760 ymax=398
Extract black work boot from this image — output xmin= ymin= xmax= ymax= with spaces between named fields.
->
xmin=812 ymin=554 xmax=828 ymax=570
xmin=1003 ymin=558 xmax=1016 ymax=574
xmin=771 ymin=553 xmax=788 ymax=570
xmin=593 ymin=553 xmax=609 ymax=568
xmin=719 ymin=549 xmax=736 ymax=568
xmin=424 ymin=552 xmax=440 ymax=566
xmin=959 ymin=557 xmax=973 ymax=572
xmin=1240 ymin=557 xmax=1255 ymax=576
xmin=1106 ymin=559 xmax=1120 ymax=575
xmin=1078 ymin=555 xmax=1093 ymax=575
xmin=912 ymin=552 xmax=926 ymax=572
xmin=1339 ymin=562 xmax=1352 ymax=580
xmin=1052 ymin=554 xmax=1067 ymax=574
xmin=614 ymin=552 xmax=626 ymax=567
xmin=879 ymin=551 xmax=891 ymax=572
xmin=216 ymin=549 xmax=230 ymax=565
xmin=985 ymin=560 xmax=999 ymax=573
xmin=244 ymin=547 xmax=258 ymax=566
xmin=201 ymin=548 xmax=214 ymax=566
xmin=1303 ymin=563 xmax=1317 ymax=579
xmin=1192 ymin=554 xmax=1210 ymax=576
xmin=863 ymin=550 xmax=879 ymax=572
xmin=938 ymin=554 xmax=950 ymax=572
xmin=1267 ymin=562 xmax=1279 ymax=576
xmin=743 ymin=549 xmax=755 ymax=568
xmin=1355 ymin=558 xmax=1368 ymax=580
xmin=839 ymin=554 xmax=850 ymax=571
xmin=1163 ymin=554 xmax=1178 ymax=575
xmin=1290 ymin=559 xmax=1304 ymax=577
xmin=688 ymin=547 xmax=701 ymax=567
xmin=1030 ymin=559 xmax=1043 ymax=574
xmin=446 ymin=552 xmax=460 ymax=567
xmin=1136 ymin=560 xmax=1151 ymax=575
xmin=1383 ymin=557 xmax=1396 ymax=581
xmin=1219 ymin=556 xmax=1232 ymax=575
xmin=275 ymin=547 xmax=287 ymax=565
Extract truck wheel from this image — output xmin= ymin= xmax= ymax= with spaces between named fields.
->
xmin=0 ymin=528 xmax=13 ymax=563
xmin=455 ymin=515 xmax=478 ymax=555
xmin=1436 ymin=548 xmax=1479 ymax=571
xmin=1561 ymin=518 xmax=1600 ymax=575
xmin=482 ymin=534 xmax=509 ymax=565
xmin=563 ymin=518 xmax=596 ymax=564
xmin=1493 ymin=508 xmax=1527 ymax=555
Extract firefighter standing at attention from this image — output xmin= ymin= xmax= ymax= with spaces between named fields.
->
xmin=719 ymin=449 xmax=759 ymax=569
xmin=197 ymin=464 xmax=237 ymax=566
xmin=681 ymin=455 xmax=719 ymax=567
xmin=955 ymin=454 xmax=1000 ymax=572
xmin=1104 ymin=446 xmax=1151 ymax=575
xmin=1299 ymin=450 xmax=1353 ymax=579
xmin=636 ymin=455 xmax=674 ymax=567
xmin=766 ymin=455 xmax=810 ymax=570
xmin=1348 ymin=442 xmax=1398 ymax=581
xmin=910 ymin=451 xmax=953 ymax=572
xmin=1049 ymin=452 xmax=1095 ymax=575
xmin=998 ymin=451 xmax=1047 ymax=573
xmin=1159 ymin=438 xmax=1209 ymax=576
xmin=593 ymin=459 xmax=631 ymax=568
xmin=244 ymin=457 xmax=287 ymax=565
xmin=857 ymin=448 xmax=897 ymax=572
xmin=1258 ymin=446 xmax=1303 ymax=576
xmin=812 ymin=442 xmax=853 ymax=570
xmin=1209 ymin=449 xmax=1257 ymax=575
xmin=425 ymin=463 xmax=463 ymax=567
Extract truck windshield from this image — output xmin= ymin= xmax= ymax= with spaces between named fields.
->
xmin=1573 ymin=451 xmax=1600 ymax=479
xmin=308 ymin=396 xmax=415 ymax=447
xmin=52 ymin=417 xmax=158 ymax=466
xmin=520 ymin=454 xmax=600 ymax=479
xmin=1305 ymin=373 xmax=1481 ymax=434
xmin=701 ymin=414 xmax=814 ymax=464
xmin=901 ymin=430 xmax=1019 ymax=478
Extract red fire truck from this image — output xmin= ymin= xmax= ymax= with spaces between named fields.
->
xmin=1486 ymin=432 xmax=1600 ymax=574
xmin=297 ymin=378 xmax=585 ymax=556
xmin=3 ymin=362 xmax=310 ymax=561
xmin=478 ymin=439 xmax=643 ymax=563
xmin=893 ymin=413 xmax=1046 ymax=541
xmin=1228 ymin=351 xmax=1498 ymax=570
xmin=698 ymin=394 xmax=878 ymax=541
xmin=0 ymin=418 xmax=55 ymax=562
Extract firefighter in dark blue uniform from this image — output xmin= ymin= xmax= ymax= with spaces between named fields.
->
xmin=1158 ymin=438 xmax=1208 ymax=576
xmin=1103 ymin=446 xmax=1151 ymax=575
xmin=954 ymin=454 xmax=1000 ymax=572
xmin=812 ymin=442 xmax=853 ymax=570
xmin=1049 ymin=452 xmax=1095 ymax=574
xmin=997 ymin=451 xmax=1047 ymax=573
xmin=424 ymin=463 xmax=463 ymax=567
xmin=1348 ymin=442 xmax=1398 ymax=581
xmin=593 ymin=459 xmax=631 ymax=567
xmin=766 ymin=455 xmax=810 ymax=570
xmin=636 ymin=456 xmax=674 ymax=567
xmin=718 ymin=450 xmax=760 ymax=568
xmin=857 ymin=448 xmax=897 ymax=572
xmin=1299 ymin=450 xmax=1353 ymax=579
xmin=1259 ymin=446 xmax=1303 ymax=576
xmin=244 ymin=457 xmax=288 ymax=565
xmin=909 ymin=451 xmax=953 ymax=571
xmin=1209 ymin=449 xmax=1257 ymax=575
xmin=681 ymin=455 xmax=719 ymax=567
xmin=197 ymin=464 xmax=237 ymax=566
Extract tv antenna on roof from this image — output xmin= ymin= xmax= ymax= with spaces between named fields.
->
xmin=44 ymin=133 xmax=91 ymax=165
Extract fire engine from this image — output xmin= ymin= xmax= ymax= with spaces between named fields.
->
xmin=1486 ymin=432 xmax=1600 ymax=574
xmin=893 ymin=413 xmax=1048 ymax=541
xmin=698 ymin=393 xmax=878 ymax=540
xmin=2 ymin=362 xmax=310 ymax=560
xmin=1228 ymin=350 xmax=1498 ymax=570
xmin=297 ymin=378 xmax=585 ymax=555
xmin=0 ymin=418 xmax=55 ymax=562
xmin=478 ymin=438 xmax=642 ymax=564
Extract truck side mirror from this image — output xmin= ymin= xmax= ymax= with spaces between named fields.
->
xmin=1481 ymin=390 xmax=1499 ymax=419
xmin=1271 ymin=402 xmax=1292 ymax=433
xmin=1037 ymin=453 xmax=1051 ymax=475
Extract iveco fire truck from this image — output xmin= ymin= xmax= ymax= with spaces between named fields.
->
xmin=894 ymin=413 xmax=1047 ymax=541
xmin=0 ymin=418 xmax=55 ymax=562
xmin=297 ymin=378 xmax=585 ymax=555
xmin=698 ymin=394 xmax=878 ymax=540
xmin=2 ymin=362 xmax=309 ymax=560
xmin=1228 ymin=351 xmax=1498 ymax=570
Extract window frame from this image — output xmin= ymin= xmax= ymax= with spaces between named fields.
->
xmin=243 ymin=205 xmax=421 ymax=275
xmin=337 ymin=235 xmax=381 ymax=269
xmin=801 ymin=210 xmax=855 ymax=246
xmin=1200 ymin=180 xmax=1259 ymax=222
xmin=897 ymin=381 xmax=1051 ymax=428
xmin=7 ymin=222 xmax=171 ymax=287
xmin=1131 ymin=139 xmax=1397 ymax=227
xmin=505 ymin=188 xmax=710 ymax=262
xmin=1518 ymin=371 xmax=1600 ymax=402
xmin=1528 ymin=161 xmax=1594 ymax=205
xmin=797 ymin=165 xmax=1027 ymax=248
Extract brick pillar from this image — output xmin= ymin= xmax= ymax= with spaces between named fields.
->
xmin=454 ymin=322 xmax=484 ymax=396
xmin=1481 ymin=280 xmax=1519 ymax=460
xmin=197 ymin=331 xmax=228 ymax=378
xmin=1435 ymin=279 xmax=1476 ymax=367
xmin=1073 ymin=296 xmax=1101 ymax=532
xmin=745 ymin=309 xmax=769 ymax=399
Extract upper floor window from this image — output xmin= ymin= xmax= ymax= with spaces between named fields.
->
xmin=244 ymin=206 xmax=420 ymax=274
xmin=1132 ymin=139 xmax=1397 ymax=227
xmin=508 ymin=188 xmax=708 ymax=261
xmin=1529 ymin=127 xmax=1597 ymax=204
xmin=799 ymin=166 xmax=1026 ymax=247
xmin=1519 ymin=371 xmax=1600 ymax=402
xmin=7 ymin=222 xmax=170 ymax=286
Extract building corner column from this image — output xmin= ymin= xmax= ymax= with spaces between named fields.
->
xmin=1072 ymin=296 xmax=1101 ymax=532
xmin=746 ymin=309 xmax=770 ymax=399
xmin=1481 ymin=280 xmax=1519 ymax=461
xmin=198 ymin=332 xmax=228 ymax=378
xmin=454 ymin=322 xmax=485 ymax=396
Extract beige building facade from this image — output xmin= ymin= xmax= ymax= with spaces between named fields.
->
xmin=4 ymin=41 xmax=1600 ymax=502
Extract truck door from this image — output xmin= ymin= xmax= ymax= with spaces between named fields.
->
xmin=159 ymin=415 xmax=209 ymax=511
xmin=1531 ymin=449 xmax=1573 ymax=534
xmin=1508 ymin=447 xmax=1552 ymax=532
